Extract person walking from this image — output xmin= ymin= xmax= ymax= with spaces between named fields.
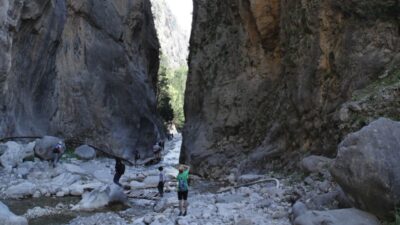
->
xmin=157 ymin=166 xmax=165 ymax=197
xmin=51 ymin=141 xmax=64 ymax=168
xmin=113 ymin=158 xmax=125 ymax=186
xmin=177 ymin=164 xmax=190 ymax=216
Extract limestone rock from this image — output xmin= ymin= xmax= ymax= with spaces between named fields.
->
xmin=0 ymin=0 xmax=162 ymax=159
xmin=6 ymin=181 xmax=36 ymax=198
xmin=294 ymin=208 xmax=380 ymax=225
xmin=0 ymin=141 xmax=34 ymax=169
xmin=0 ymin=201 xmax=28 ymax=225
xmin=74 ymin=145 xmax=96 ymax=160
xmin=72 ymin=184 xmax=128 ymax=211
xmin=331 ymin=118 xmax=400 ymax=218
xmin=182 ymin=0 xmax=400 ymax=177
xmin=301 ymin=155 xmax=332 ymax=174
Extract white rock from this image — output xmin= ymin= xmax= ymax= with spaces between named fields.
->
xmin=130 ymin=181 xmax=146 ymax=189
xmin=72 ymin=184 xmax=128 ymax=211
xmin=74 ymin=145 xmax=96 ymax=160
xmin=143 ymin=176 xmax=159 ymax=188
xmin=0 ymin=141 xmax=28 ymax=168
xmin=0 ymin=201 xmax=28 ymax=225
xmin=6 ymin=181 xmax=36 ymax=198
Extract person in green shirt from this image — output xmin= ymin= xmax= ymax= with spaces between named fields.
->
xmin=177 ymin=164 xmax=190 ymax=216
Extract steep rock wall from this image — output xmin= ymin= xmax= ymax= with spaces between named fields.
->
xmin=151 ymin=0 xmax=189 ymax=68
xmin=182 ymin=0 xmax=400 ymax=177
xmin=0 ymin=0 xmax=162 ymax=158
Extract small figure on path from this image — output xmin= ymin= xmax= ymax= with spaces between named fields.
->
xmin=177 ymin=164 xmax=190 ymax=216
xmin=113 ymin=158 xmax=125 ymax=186
xmin=51 ymin=141 xmax=64 ymax=168
xmin=157 ymin=166 xmax=165 ymax=197
xmin=153 ymin=143 xmax=162 ymax=160
xmin=159 ymin=140 xmax=165 ymax=151
xmin=134 ymin=151 xmax=140 ymax=167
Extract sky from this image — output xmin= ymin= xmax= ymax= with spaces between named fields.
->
xmin=165 ymin=0 xmax=193 ymax=33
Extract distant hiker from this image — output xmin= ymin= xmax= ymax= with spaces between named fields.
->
xmin=134 ymin=151 xmax=140 ymax=167
xmin=158 ymin=166 xmax=165 ymax=197
xmin=51 ymin=141 xmax=64 ymax=168
xmin=113 ymin=158 xmax=125 ymax=186
xmin=177 ymin=164 xmax=190 ymax=216
xmin=159 ymin=140 xmax=165 ymax=151
xmin=153 ymin=143 xmax=162 ymax=160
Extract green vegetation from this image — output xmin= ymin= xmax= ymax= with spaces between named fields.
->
xmin=352 ymin=68 xmax=400 ymax=101
xmin=157 ymin=54 xmax=188 ymax=129
xmin=383 ymin=207 xmax=400 ymax=225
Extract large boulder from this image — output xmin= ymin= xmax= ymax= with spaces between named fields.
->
xmin=74 ymin=145 xmax=96 ymax=160
xmin=6 ymin=182 xmax=36 ymax=198
xmin=72 ymin=184 xmax=128 ymax=211
xmin=294 ymin=208 xmax=380 ymax=225
xmin=0 ymin=141 xmax=34 ymax=169
xmin=33 ymin=136 xmax=65 ymax=160
xmin=331 ymin=118 xmax=400 ymax=218
xmin=0 ymin=201 xmax=28 ymax=225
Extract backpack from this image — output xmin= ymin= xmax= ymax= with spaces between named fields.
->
xmin=178 ymin=176 xmax=188 ymax=191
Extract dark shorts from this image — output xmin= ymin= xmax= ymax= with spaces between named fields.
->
xmin=177 ymin=191 xmax=188 ymax=200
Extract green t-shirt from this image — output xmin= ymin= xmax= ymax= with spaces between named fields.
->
xmin=177 ymin=170 xmax=189 ymax=191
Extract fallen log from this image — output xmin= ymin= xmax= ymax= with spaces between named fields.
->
xmin=0 ymin=136 xmax=42 ymax=143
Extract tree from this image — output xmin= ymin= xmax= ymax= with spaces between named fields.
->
xmin=157 ymin=53 xmax=175 ymax=123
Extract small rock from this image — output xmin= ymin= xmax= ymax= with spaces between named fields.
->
xmin=143 ymin=214 xmax=154 ymax=224
xmin=292 ymin=201 xmax=307 ymax=219
xmin=74 ymin=145 xmax=96 ymax=160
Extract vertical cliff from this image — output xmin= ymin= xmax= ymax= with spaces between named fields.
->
xmin=182 ymin=0 xmax=400 ymax=177
xmin=0 ymin=0 xmax=162 ymax=158
xmin=150 ymin=0 xmax=189 ymax=69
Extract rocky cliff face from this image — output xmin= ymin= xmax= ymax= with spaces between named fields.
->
xmin=182 ymin=0 xmax=400 ymax=177
xmin=150 ymin=0 xmax=189 ymax=68
xmin=0 ymin=0 xmax=162 ymax=158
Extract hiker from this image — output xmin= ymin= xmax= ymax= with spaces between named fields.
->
xmin=157 ymin=166 xmax=165 ymax=197
xmin=153 ymin=143 xmax=162 ymax=160
xmin=177 ymin=164 xmax=190 ymax=216
xmin=51 ymin=141 xmax=64 ymax=168
xmin=113 ymin=158 xmax=125 ymax=186
xmin=134 ymin=151 xmax=140 ymax=167
xmin=159 ymin=140 xmax=165 ymax=151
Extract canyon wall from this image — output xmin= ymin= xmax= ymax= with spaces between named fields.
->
xmin=182 ymin=0 xmax=400 ymax=177
xmin=0 ymin=0 xmax=162 ymax=158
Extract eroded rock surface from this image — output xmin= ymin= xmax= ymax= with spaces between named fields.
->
xmin=331 ymin=118 xmax=400 ymax=219
xmin=0 ymin=0 xmax=162 ymax=158
xmin=182 ymin=0 xmax=400 ymax=177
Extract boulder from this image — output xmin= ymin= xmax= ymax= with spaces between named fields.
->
xmin=331 ymin=118 xmax=400 ymax=218
xmin=143 ymin=176 xmax=159 ymax=188
xmin=74 ymin=145 xmax=96 ymax=160
xmin=0 ymin=141 xmax=34 ymax=169
xmin=0 ymin=201 xmax=28 ymax=225
xmin=301 ymin=155 xmax=332 ymax=174
xmin=292 ymin=201 xmax=308 ymax=219
xmin=6 ymin=182 xmax=36 ymax=198
xmin=33 ymin=136 xmax=65 ymax=160
xmin=294 ymin=208 xmax=380 ymax=225
xmin=72 ymin=184 xmax=128 ymax=211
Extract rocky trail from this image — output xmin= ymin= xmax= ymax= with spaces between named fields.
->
xmin=0 ymin=132 xmax=387 ymax=225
